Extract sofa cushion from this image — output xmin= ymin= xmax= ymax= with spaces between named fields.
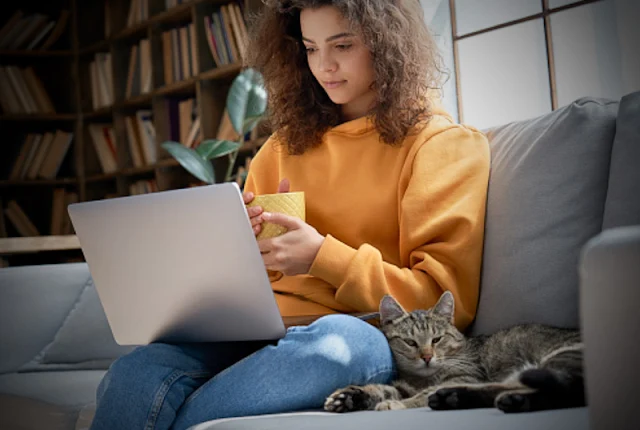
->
xmin=0 ymin=370 xmax=104 ymax=430
xmin=0 ymin=263 xmax=133 ymax=374
xmin=188 ymin=408 xmax=588 ymax=430
xmin=602 ymin=91 xmax=640 ymax=229
xmin=472 ymin=97 xmax=618 ymax=335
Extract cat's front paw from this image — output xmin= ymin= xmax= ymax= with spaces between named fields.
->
xmin=428 ymin=387 xmax=472 ymax=410
xmin=375 ymin=400 xmax=406 ymax=411
xmin=496 ymin=391 xmax=531 ymax=413
xmin=324 ymin=386 xmax=373 ymax=413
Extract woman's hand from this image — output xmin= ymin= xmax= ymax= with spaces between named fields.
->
xmin=258 ymin=212 xmax=325 ymax=276
xmin=243 ymin=179 xmax=290 ymax=237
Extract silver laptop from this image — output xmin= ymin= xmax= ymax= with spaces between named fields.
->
xmin=68 ymin=182 xmax=286 ymax=345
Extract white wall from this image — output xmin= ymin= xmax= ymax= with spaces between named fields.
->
xmin=421 ymin=0 xmax=640 ymax=129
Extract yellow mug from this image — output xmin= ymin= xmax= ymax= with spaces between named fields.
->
xmin=247 ymin=191 xmax=305 ymax=239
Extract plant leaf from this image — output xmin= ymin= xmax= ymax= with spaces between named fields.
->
xmin=161 ymin=142 xmax=215 ymax=184
xmin=196 ymin=139 xmax=242 ymax=159
xmin=242 ymin=115 xmax=263 ymax=135
xmin=227 ymin=68 xmax=267 ymax=135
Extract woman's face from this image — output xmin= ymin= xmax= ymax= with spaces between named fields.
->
xmin=300 ymin=6 xmax=376 ymax=121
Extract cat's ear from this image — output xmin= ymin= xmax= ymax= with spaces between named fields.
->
xmin=431 ymin=291 xmax=455 ymax=322
xmin=380 ymin=295 xmax=407 ymax=325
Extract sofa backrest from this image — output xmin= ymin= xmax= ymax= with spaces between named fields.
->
xmin=471 ymin=97 xmax=619 ymax=335
xmin=602 ymin=91 xmax=640 ymax=229
xmin=0 ymin=263 xmax=134 ymax=374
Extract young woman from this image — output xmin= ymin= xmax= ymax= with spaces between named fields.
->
xmin=90 ymin=1 xmax=490 ymax=429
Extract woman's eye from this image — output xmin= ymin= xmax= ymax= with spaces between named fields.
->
xmin=305 ymin=47 xmax=316 ymax=54
xmin=432 ymin=336 xmax=442 ymax=345
xmin=405 ymin=339 xmax=418 ymax=348
xmin=336 ymin=44 xmax=352 ymax=51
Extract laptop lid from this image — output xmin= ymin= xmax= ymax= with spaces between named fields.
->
xmin=68 ymin=182 xmax=285 ymax=345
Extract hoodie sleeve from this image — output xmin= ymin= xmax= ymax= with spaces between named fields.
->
xmin=308 ymin=126 xmax=490 ymax=329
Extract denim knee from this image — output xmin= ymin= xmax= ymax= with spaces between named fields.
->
xmin=303 ymin=314 xmax=395 ymax=384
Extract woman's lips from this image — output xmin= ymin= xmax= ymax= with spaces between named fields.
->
xmin=324 ymin=80 xmax=346 ymax=89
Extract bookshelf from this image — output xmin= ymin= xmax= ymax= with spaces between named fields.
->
xmin=0 ymin=0 xmax=266 ymax=267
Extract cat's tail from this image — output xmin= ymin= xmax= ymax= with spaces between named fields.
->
xmin=519 ymin=344 xmax=585 ymax=406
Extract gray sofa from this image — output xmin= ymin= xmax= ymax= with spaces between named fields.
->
xmin=1 ymin=91 xmax=639 ymax=430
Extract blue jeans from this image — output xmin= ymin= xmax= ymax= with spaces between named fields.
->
xmin=90 ymin=315 xmax=394 ymax=430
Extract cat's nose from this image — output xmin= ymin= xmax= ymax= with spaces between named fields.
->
xmin=422 ymin=355 xmax=432 ymax=365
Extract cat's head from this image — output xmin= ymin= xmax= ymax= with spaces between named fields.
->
xmin=379 ymin=291 xmax=465 ymax=378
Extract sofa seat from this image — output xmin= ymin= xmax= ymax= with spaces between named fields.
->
xmin=189 ymin=407 xmax=588 ymax=430
xmin=0 ymin=370 xmax=103 ymax=430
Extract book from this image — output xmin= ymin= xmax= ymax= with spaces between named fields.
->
xmin=0 ymin=199 xmax=7 ymax=238
xmin=162 ymin=31 xmax=173 ymax=85
xmin=50 ymin=188 xmax=66 ymax=235
xmin=5 ymin=200 xmax=40 ymax=237
xmin=40 ymin=10 xmax=70 ymax=50
xmin=220 ymin=6 xmax=239 ymax=63
xmin=61 ymin=192 xmax=78 ymax=235
xmin=9 ymin=134 xmax=37 ymax=180
xmin=132 ymin=111 xmax=156 ymax=165
xmin=0 ymin=11 xmax=24 ymax=47
xmin=204 ymin=16 xmax=221 ymax=67
xmin=25 ymin=20 xmax=55 ymax=50
xmin=124 ymin=116 xmax=145 ymax=167
xmin=27 ymin=132 xmax=55 ymax=179
xmin=20 ymin=134 xmax=43 ymax=179
xmin=88 ymin=124 xmax=117 ymax=173
xmin=39 ymin=130 xmax=74 ymax=179
xmin=23 ymin=67 xmax=56 ymax=113
xmin=125 ymin=44 xmax=139 ymax=98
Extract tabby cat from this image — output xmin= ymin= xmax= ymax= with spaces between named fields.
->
xmin=324 ymin=291 xmax=584 ymax=413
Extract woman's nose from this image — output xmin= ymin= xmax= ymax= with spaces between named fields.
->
xmin=318 ymin=51 xmax=337 ymax=73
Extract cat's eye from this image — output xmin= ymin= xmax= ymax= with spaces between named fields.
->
xmin=404 ymin=339 xmax=419 ymax=348
xmin=432 ymin=336 xmax=442 ymax=345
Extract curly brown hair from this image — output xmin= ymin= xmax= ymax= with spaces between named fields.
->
xmin=246 ymin=0 xmax=444 ymax=155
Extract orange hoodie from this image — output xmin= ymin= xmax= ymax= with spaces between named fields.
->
xmin=243 ymin=107 xmax=490 ymax=330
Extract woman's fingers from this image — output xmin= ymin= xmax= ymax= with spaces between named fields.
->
xmin=247 ymin=205 xmax=263 ymax=218
xmin=243 ymin=191 xmax=254 ymax=204
xmin=277 ymin=178 xmax=290 ymax=194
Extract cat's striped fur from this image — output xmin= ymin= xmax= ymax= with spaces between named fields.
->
xmin=324 ymin=291 xmax=584 ymax=413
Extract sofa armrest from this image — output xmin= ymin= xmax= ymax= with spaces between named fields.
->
xmin=579 ymin=226 xmax=640 ymax=430
xmin=0 ymin=263 xmax=133 ymax=374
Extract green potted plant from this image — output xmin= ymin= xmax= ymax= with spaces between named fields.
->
xmin=161 ymin=68 xmax=267 ymax=184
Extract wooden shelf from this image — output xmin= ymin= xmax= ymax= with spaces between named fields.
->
xmin=0 ymin=113 xmax=77 ymax=122
xmin=156 ymin=77 xmax=198 ymax=97
xmin=1 ymin=0 xmax=260 ymax=266
xmin=85 ymin=172 xmax=119 ymax=182
xmin=0 ymin=235 xmax=81 ymax=255
xmin=0 ymin=50 xmax=74 ymax=58
xmin=120 ymin=93 xmax=153 ymax=109
xmin=83 ymin=107 xmax=114 ymax=119
xmin=78 ymin=41 xmax=110 ymax=56
xmin=0 ymin=178 xmax=78 ymax=187
xmin=199 ymin=63 xmax=243 ymax=81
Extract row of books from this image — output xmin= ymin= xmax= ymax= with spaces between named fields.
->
xmin=161 ymin=24 xmax=199 ymax=86
xmin=0 ymin=10 xmax=69 ymax=51
xmin=88 ymin=124 xmax=118 ymax=174
xmin=0 ymin=191 xmax=77 ymax=238
xmin=129 ymin=179 xmax=158 ymax=195
xmin=127 ymin=0 xmax=152 ymax=27
xmin=125 ymin=110 xmax=157 ymax=167
xmin=204 ymin=3 xmax=249 ymax=67
xmin=50 ymin=188 xmax=77 ymax=235
xmin=0 ymin=66 xmax=56 ymax=115
xmin=125 ymin=39 xmax=152 ymax=98
xmin=90 ymin=53 xmax=115 ymax=109
xmin=8 ymin=131 xmax=74 ymax=181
